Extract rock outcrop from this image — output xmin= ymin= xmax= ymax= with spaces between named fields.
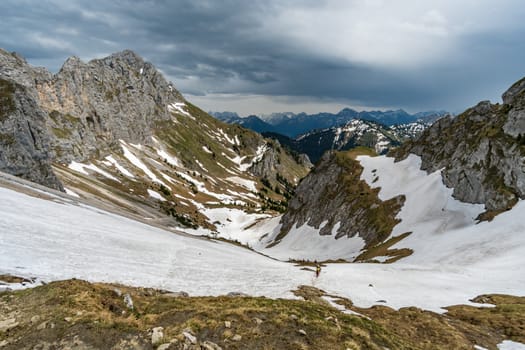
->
xmin=0 ymin=48 xmax=310 ymax=227
xmin=0 ymin=48 xmax=186 ymax=189
xmin=36 ymin=50 xmax=184 ymax=163
xmin=0 ymin=51 xmax=62 ymax=190
xmin=278 ymin=151 xmax=404 ymax=246
xmin=392 ymin=77 xmax=525 ymax=214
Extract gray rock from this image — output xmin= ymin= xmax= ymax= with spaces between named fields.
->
xmin=0 ymin=75 xmax=63 ymax=191
xmin=123 ymin=293 xmax=134 ymax=310
xmin=226 ymin=292 xmax=249 ymax=297
xmin=151 ymin=326 xmax=164 ymax=345
xmin=502 ymin=76 xmax=525 ymax=105
xmin=231 ymin=334 xmax=242 ymax=341
xmin=0 ymin=48 xmax=187 ymax=189
xmin=394 ymin=77 xmax=525 ymax=213
xmin=182 ymin=330 xmax=197 ymax=344
xmin=157 ymin=343 xmax=171 ymax=350
xmin=201 ymin=341 xmax=223 ymax=350
xmin=0 ymin=318 xmax=18 ymax=332
xmin=36 ymin=50 xmax=185 ymax=163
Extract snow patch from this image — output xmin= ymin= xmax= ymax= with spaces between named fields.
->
xmin=68 ymin=161 xmax=120 ymax=182
xmin=0 ymin=185 xmax=309 ymax=298
xmin=168 ymin=102 xmax=194 ymax=119
xmin=498 ymin=340 xmax=525 ymax=349
xmin=105 ymin=155 xmax=135 ymax=178
xmin=156 ymin=149 xmax=181 ymax=168
xmin=195 ymin=159 xmax=208 ymax=172
xmin=262 ymin=221 xmax=365 ymax=261
xmin=120 ymin=141 xmax=167 ymax=187
xmin=64 ymin=188 xmax=80 ymax=198
xmin=147 ymin=189 xmax=166 ymax=201
xmin=226 ymin=176 xmax=257 ymax=192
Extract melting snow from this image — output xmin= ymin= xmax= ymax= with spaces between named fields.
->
xmin=147 ymin=189 xmax=166 ymax=201
xmin=226 ymin=176 xmax=257 ymax=192
xmin=0 ymin=185 xmax=308 ymax=298
xmin=195 ymin=159 xmax=208 ymax=172
xmin=156 ymin=148 xmax=181 ymax=168
xmin=498 ymin=341 xmax=525 ymax=349
xmin=68 ymin=161 xmax=120 ymax=182
xmin=168 ymin=102 xmax=194 ymax=119
xmin=64 ymin=188 xmax=80 ymax=198
xmin=176 ymin=171 xmax=237 ymax=203
xmin=121 ymin=141 xmax=168 ymax=187
xmin=105 ymin=155 xmax=135 ymax=178
xmin=261 ymin=221 xmax=365 ymax=261
xmin=4 ymin=153 xmax=525 ymax=313
xmin=218 ymin=129 xmax=235 ymax=145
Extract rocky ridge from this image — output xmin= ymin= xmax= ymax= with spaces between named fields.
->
xmin=392 ymin=77 xmax=525 ymax=214
xmin=277 ymin=150 xmax=405 ymax=248
xmin=271 ymin=76 xmax=525 ymax=258
xmin=0 ymin=49 xmax=310 ymax=230
xmin=37 ymin=50 xmax=184 ymax=163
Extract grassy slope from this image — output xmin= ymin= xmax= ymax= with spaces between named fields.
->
xmin=0 ymin=279 xmax=523 ymax=349
xmin=55 ymin=102 xmax=310 ymax=231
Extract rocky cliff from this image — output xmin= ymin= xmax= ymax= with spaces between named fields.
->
xmin=271 ymin=76 xmax=525 ymax=258
xmin=392 ymin=77 xmax=525 ymax=215
xmin=277 ymin=150 xmax=405 ymax=247
xmin=0 ymin=48 xmax=309 ymax=230
xmin=37 ymin=50 xmax=184 ymax=163
xmin=0 ymin=50 xmax=62 ymax=190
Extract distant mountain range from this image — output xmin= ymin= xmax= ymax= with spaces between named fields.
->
xmin=211 ymin=109 xmax=449 ymax=138
xmin=262 ymin=119 xmax=431 ymax=163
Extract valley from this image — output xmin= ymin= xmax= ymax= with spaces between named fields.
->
xmin=0 ymin=48 xmax=524 ymax=349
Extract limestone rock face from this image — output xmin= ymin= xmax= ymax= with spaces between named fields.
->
xmin=36 ymin=50 xmax=184 ymax=162
xmin=0 ymin=48 xmax=186 ymax=189
xmin=502 ymin=77 xmax=525 ymax=138
xmin=393 ymin=77 xmax=525 ymax=213
xmin=0 ymin=50 xmax=62 ymax=190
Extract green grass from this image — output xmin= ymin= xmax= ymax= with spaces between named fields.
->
xmin=1 ymin=279 xmax=523 ymax=349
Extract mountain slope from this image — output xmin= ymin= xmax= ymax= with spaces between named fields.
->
xmin=258 ymin=75 xmax=525 ymax=263
xmin=2 ymin=158 xmax=525 ymax=316
xmin=0 ymin=49 xmax=310 ymax=231
xmin=392 ymin=83 xmax=525 ymax=216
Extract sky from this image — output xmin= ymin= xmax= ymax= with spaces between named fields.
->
xmin=1 ymin=0 xmax=525 ymax=116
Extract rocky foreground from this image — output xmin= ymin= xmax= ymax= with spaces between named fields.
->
xmin=0 ymin=277 xmax=524 ymax=350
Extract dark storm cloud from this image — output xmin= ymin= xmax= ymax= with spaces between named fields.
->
xmin=1 ymin=0 xmax=525 ymax=113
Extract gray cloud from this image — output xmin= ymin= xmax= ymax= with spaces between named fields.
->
xmin=1 ymin=0 xmax=525 ymax=114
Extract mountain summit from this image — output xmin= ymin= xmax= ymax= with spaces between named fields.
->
xmin=0 ymin=49 xmax=310 ymax=230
